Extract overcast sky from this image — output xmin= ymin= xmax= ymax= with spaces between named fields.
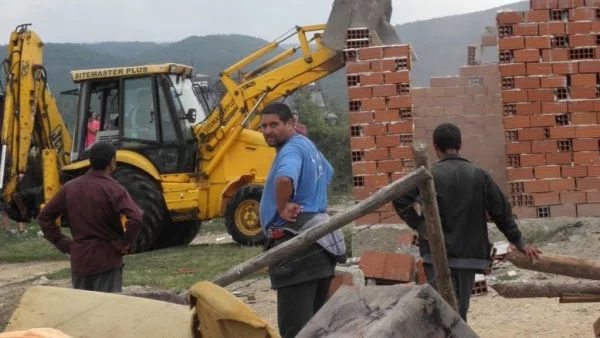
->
xmin=0 ymin=0 xmax=521 ymax=43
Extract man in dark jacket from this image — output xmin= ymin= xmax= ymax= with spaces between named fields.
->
xmin=393 ymin=122 xmax=539 ymax=321
xmin=37 ymin=142 xmax=143 ymax=292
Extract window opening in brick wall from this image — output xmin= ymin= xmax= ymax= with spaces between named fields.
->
xmin=343 ymin=49 xmax=357 ymax=62
xmin=349 ymin=100 xmax=361 ymax=112
xmin=402 ymin=159 xmax=415 ymax=171
xmin=510 ymin=182 xmax=524 ymax=194
xmin=503 ymin=104 xmax=517 ymax=116
xmin=346 ymin=39 xmax=370 ymax=49
xmin=347 ymin=28 xmax=370 ymax=40
xmin=507 ymin=155 xmax=521 ymax=168
xmin=557 ymin=139 xmax=573 ymax=151
xmin=597 ymin=8 xmax=600 ymax=20
xmin=555 ymin=87 xmax=568 ymax=100
xmin=555 ymin=113 xmax=570 ymax=126
xmin=397 ymin=83 xmax=410 ymax=94
xmin=536 ymin=206 xmax=551 ymax=218
xmin=498 ymin=25 xmax=513 ymax=38
xmin=499 ymin=50 xmax=513 ymax=64
xmin=505 ymin=130 xmax=518 ymax=142
xmin=400 ymin=108 xmax=413 ymax=120
xmin=502 ymin=77 xmax=515 ymax=90
xmin=399 ymin=134 xmax=413 ymax=145
xmin=351 ymin=151 xmax=364 ymax=162
xmin=597 ymin=87 xmax=600 ymax=98
xmin=469 ymin=76 xmax=484 ymax=87
xmin=596 ymin=35 xmax=600 ymax=45
xmin=550 ymin=9 xmax=568 ymax=21
xmin=350 ymin=125 xmax=363 ymax=137
xmin=543 ymin=128 xmax=550 ymax=139
xmin=347 ymin=75 xmax=359 ymax=87
xmin=396 ymin=58 xmax=409 ymax=70
xmin=353 ymin=176 xmax=365 ymax=187
xmin=552 ymin=36 xmax=569 ymax=48
xmin=569 ymin=48 xmax=595 ymax=60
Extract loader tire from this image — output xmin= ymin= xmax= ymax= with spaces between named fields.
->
xmin=112 ymin=166 xmax=166 ymax=253
xmin=153 ymin=218 xmax=202 ymax=249
xmin=225 ymin=185 xmax=265 ymax=246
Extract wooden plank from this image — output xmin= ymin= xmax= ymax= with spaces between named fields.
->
xmin=559 ymin=294 xmax=600 ymax=304
xmin=507 ymin=251 xmax=600 ymax=281
xmin=491 ymin=282 xmax=600 ymax=298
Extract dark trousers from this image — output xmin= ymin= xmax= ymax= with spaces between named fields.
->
xmin=72 ymin=267 xmax=123 ymax=293
xmin=276 ymin=276 xmax=333 ymax=338
xmin=424 ymin=264 xmax=476 ymax=322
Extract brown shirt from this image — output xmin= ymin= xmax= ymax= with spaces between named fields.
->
xmin=37 ymin=170 xmax=143 ymax=276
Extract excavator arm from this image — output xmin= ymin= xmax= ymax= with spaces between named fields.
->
xmin=0 ymin=24 xmax=72 ymax=220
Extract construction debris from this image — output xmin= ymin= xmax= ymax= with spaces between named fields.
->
xmin=491 ymin=281 xmax=600 ymax=299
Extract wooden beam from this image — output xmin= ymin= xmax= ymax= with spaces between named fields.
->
xmin=560 ymin=294 xmax=600 ymax=304
xmin=211 ymin=166 xmax=431 ymax=287
xmin=507 ymin=251 xmax=600 ymax=281
xmin=491 ymin=282 xmax=600 ymax=298
xmin=411 ymin=141 xmax=458 ymax=312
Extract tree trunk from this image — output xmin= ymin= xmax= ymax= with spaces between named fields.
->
xmin=507 ymin=251 xmax=600 ymax=281
xmin=491 ymin=282 xmax=600 ymax=298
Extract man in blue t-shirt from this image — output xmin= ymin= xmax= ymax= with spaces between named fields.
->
xmin=259 ymin=102 xmax=341 ymax=338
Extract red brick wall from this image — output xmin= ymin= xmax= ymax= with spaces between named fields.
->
xmin=346 ymin=45 xmax=413 ymax=225
xmin=412 ymin=64 xmax=508 ymax=189
xmin=498 ymin=0 xmax=600 ymax=219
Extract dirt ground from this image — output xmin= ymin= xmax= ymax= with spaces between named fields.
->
xmin=2 ymin=217 xmax=600 ymax=336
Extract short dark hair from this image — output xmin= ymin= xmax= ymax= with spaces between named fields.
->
xmin=90 ymin=142 xmax=116 ymax=170
xmin=433 ymin=123 xmax=462 ymax=152
xmin=261 ymin=102 xmax=293 ymax=122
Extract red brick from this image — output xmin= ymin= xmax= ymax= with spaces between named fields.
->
xmin=542 ymin=48 xmax=570 ymax=62
xmin=364 ymin=148 xmax=389 ymax=161
xmin=506 ymin=142 xmax=532 ymax=154
xmin=519 ymin=127 xmax=547 ymax=141
xmin=372 ymin=84 xmax=399 ymax=97
xmin=577 ymin=203 xmax=600 ymax=217
xmin=527 ymin=63 xmax=553 ymax=76
xmin=430 ymin=77 xmax=448 ymax=87
xmin=355 ymin=212 xmax=381 ymax=225
xmin=569 ymin=34 xmax=597 ymax=48
xmin=528 ymin=88 xmax=555 ymax=102
xmin=569 ymin=8 xmax=597 ymax=22
xmin=579 ymin=178 xmax=600 ymax=190
xmin=525 ymin=10 xmax=550 ymax=23
xmin=370 ymin=60 xmax=383 ymax=72
xmin=376 ymin=135 xmax=400 ymax=148
xmin=594 ymin=20 xmax=600 ymax=33
xmin=516 ymin=102 xmax=542 ymax=115
xmin=569 ymin=100 xmax=596 ymax=112
xmin=530 ymin=0 xmax=558 ymax=9
xmin=387 ymin=96 xmax=412 ymax=109
xmin=383 ymin=45 xmax=410 ymax=58
xmin=374 ymin=109 xmax=400 ymax=122
xmin=558 ymin=0 xmax=585 ymax=7
xmin=352 ymin=161 xmax=377 ymax=174
xmin=527 ymin=36 xmax=552 ymax=49
xmin=361 ymin=73 xmax=384 ymax=86
xmin=358 ymin=46 xmax=384 ymax=60
xmin=573 ymin=112 xmax=598 ymax=125
xmin=416 ymin=260 xmax=427 ymax=285
xmin=503 ymin=90 xmax=528 ymax=103
xmin=571 ymin=73 xmax=597 ymax=87
xmin=552 ymin=62 xmax=579 ymax=75
xmin=351 ymin=136 xmax=375 ymax=149
xmin=587 ymin=163 xmax=600 ymax=175
xmin=499 ymin=37 xmax=525 ymax=50
xmin=380 ymin=59 xmax=401 ymax=72
xmin=550 ymin=204 xmax=577 ymax=217
xmin=503 ymin=116 xmax=531 ymax=129
xmin=540 ymin=76 xmax=567 ymax=88
xmin=587 ymin=191 xmax=600 ymax=203
xmin=364 ymin=174 xmax=388 ymax=187
xmin=570 ymin=86 xmax=598 ymax=100
xmin=550 ymin=126 xmax=576 ymax=139
xmin=539 ymin=22 xmax=566 ymax=35
xmin=587 ymin=0 xmax=600 ymax=6
xmin=363 ymin=97 xmax=388 ymax=111
xmin=383 ymin=252 xmax=415 ymax=282
xmin=353 ymin=187 xmax=378 ymax=201
xmin=384 ymin=71 xmax=410 ymax=84
xmin=346 ymin=61 xmax=371 ymax=74
xmin=507 ymin=167 xmax=535 ymax=180
xmin=576 ymin=126 xmax=600 ymax=138
xmin=560 ymin=191 xmax=587 ymax=204
xmin=579 ymin=60 xmax=600 ymax=73
xmin=549 ymin=178 xmax=576 ymax=191
xmin=512 ymin=207 xmax=538 ymax=219
xmin=328 ymin=271 xmax=356 ymax=297
xmin=497 ymin=11 xmax=523 ymax=24
xmin=445 ymin=86 xmax=466 ymax=96
xmin=533 ymin=191 xmax=560 ymax=206
xmin=515 ymin=77 xmax=541 ymax=89
xmin=532 ymin=140 xmax=558 ymax=153
xmin=535 ymin=166 xmax=562 ymax=178
xmin=349 ymin=112 xmax=374 ymax=124
xmin=524 ymin=180 xmax=550 ymax=193
xmin=387 ymin=121 xmax=412 ymax=134
xmin=500 ymin=63 xmax=527 ymax=76
xmin=514 ymin=49 xmax=541 ymax=63
xmin=389 ymin=146 xmax=413 ymax=159
xmin=530 ymin=115 xmax=556 ymax=127
xmin=378 ymin=160 xmax=403 ymax=173
xmin=543 ymin=102 xmax=568 ymax=113
xmin=574 ymin=152 xmax=600 ymax=164
xmin=574 ymin=138 xmax=599 ymax=151
xmin=567 ymin=22 xmax=593 ymax=35
xmin=561 ymin=164 xmax=588 ymax=177
xmin=521 ymin=153 xmax=547 ymax=166
xmin=546 ymin=151 xmax=573 ymax=165
xmin=348 ymin=86 xmax=372 ymax=99
xmin=513 ymin=23 xmax=540 ymax=36
xmin=363 ymin=123 xmax=387 ymax=136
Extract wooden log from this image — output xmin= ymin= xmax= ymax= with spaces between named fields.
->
xmin=560 ymin=294 xmax=600 ymax=303
xmin=594 ymin=316 xmax=600 ymax=337
xmin=491 ymin=282 xmax=600 ymax=298
xmin=411 ymin=141 xmax=458 ymax=312
xmin=507 ymin=251 xmax=600 ymax=281
xmin=211 ymin=166 xmax=431 ymax=287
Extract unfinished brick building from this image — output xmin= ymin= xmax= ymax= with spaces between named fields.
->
xmin=498 ymin=0 xmax=600 ymax=219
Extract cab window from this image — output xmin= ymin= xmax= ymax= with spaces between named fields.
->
xmin=122 ymin=77 xmax=158 ymax=142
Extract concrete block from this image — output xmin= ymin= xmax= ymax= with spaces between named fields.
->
xmin=328 ymin=265 xmax=366 ymax=298
xmin=351 ymin=224 xmax=411 ymax=257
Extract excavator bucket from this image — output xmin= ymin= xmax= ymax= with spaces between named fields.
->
xmin=321 ymin=0 xmax=401 ymax=51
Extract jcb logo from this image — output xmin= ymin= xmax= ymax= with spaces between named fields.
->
xmin=240 ymin=81 xmax=256 ymax=91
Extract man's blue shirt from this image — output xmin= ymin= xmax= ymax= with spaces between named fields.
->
xmin=259 ymin=134 xmax=333 ymax=232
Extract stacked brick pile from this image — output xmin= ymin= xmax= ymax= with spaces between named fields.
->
xmin=412 ymin=63 xmax=507 ymax=188
xmin=346 ymin=43 xmax=414 ymax=225
xmin=498 ymin=0 xmax=600 ymax=219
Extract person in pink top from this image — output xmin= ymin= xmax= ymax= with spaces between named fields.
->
xmin=292 ymin=112 xmax=308 ymax=136
xmin=86 ymin=111 xmax=100 ymax=148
